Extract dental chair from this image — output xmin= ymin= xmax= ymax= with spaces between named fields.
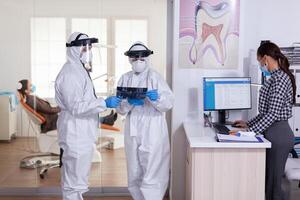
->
xmin=18 ymin=93 xmax=60 ymax=178
xmin=284 ymin=137 xmax=300 ymax=200
xmin=17 ymin=92 xmax=122 ymax=179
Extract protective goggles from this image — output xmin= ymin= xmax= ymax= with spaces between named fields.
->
xmin=66 ymin=33 xmax=98 ymax=47
xmin=124 ymin=44 xmax=153 ymax=58
xmin=130 ymin=57 xmax=146 ymax=62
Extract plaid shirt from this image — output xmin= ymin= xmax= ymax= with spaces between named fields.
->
xmin=247 ymin=68 xmax=293 ymax=134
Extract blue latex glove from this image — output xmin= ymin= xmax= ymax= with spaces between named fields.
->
xmin=105 ymin=96 xmax=121 ymax=108
xmin=128 ymin=98 xmax=144 ymax=106
xmin=146 ymin=89 xmax=158 ymax=101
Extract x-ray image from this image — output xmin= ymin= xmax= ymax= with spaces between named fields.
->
xmin=116 ymin=87 xmax=148 ymax=99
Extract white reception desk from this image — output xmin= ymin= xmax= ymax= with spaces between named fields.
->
xmin=184 ymin=121 xmax=271 ymax=200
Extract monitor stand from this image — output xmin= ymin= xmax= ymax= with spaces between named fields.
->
xmin=218 ymin=110 xmax=226 ymax=124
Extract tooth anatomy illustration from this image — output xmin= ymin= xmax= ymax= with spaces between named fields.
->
xmin=179 ymin=0 xmax=239 ymax=67
xmin=196 ymin=1 xmax=229 ymax=20
xmin=201 ymin=23 xmax=224 ymax=64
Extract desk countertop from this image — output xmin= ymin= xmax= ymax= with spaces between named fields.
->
xmin=184 ymin=121 xmax=271 ymax=149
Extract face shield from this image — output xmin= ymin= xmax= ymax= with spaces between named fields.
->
xmin=124 ymin=43 xmax=153 ymax=59
xmin=124 ymin=42 xmax=153 ymax=73
xmin=66 ymin=33 xmax=99 ymax=72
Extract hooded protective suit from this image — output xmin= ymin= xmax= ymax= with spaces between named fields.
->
xmin=55 ymin=32 xmax=107 ymax=200
xmin=116 ymin=42 xmax=174 ymax=200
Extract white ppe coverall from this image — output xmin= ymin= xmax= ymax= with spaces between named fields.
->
xmin=55 ymin=32 xmax=106 ymax=200
xmin=116 ymin=67 xmax=174 ymax=200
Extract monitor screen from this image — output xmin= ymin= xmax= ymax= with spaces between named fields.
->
xmin=203 ymin=77 xmax=251 ymax=111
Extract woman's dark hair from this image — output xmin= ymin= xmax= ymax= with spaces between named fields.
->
xmin=257 ymin=42 xmax=297 ymax=104
xmin=18 ymin=79 xmax=29 ymax=97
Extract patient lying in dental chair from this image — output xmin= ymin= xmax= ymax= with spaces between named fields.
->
xmin=17 ymin=79 xmax=117 ymax=133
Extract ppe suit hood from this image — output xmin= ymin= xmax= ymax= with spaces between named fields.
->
xmin=128 ymin=42 xmax=151 ymax=73
xmin=66 ymin=32 xmax=89 ymax=65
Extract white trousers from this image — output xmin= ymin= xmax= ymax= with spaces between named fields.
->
xmin=61 ymin=145 xmax=94 ymax=200
xmin=125 ymin=134 xmax=170 ymax=200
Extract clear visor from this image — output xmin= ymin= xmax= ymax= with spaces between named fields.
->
xmin=129 ymin=56 xmax=146 ymax=62
xmin=80 ymin=44 xmax=94 ymax=71
xmin=79 ymin=42 xmax=107 ymax=78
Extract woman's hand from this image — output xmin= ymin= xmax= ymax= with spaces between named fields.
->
xmin=229 ymin=129 xmax=241 ymax=135
xmin=229 ymin=128 xmax=247 ymax=135
xmin=233 ymin=120 xmax=248 ymax=128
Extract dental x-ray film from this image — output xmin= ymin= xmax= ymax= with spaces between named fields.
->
xmin=117 ymin=87 xmax=147 ymax=99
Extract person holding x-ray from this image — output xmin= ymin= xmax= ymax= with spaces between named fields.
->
xmin=116 ymin=42 xmax=174 ymax=200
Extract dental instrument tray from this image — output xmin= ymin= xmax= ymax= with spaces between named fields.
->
xmin=116 ymin=87 xmax=147 ymax=99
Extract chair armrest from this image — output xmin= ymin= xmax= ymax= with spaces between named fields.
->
xmin=291 ymin=149 xmax=298 ymax=158
xmin=100 ymin=124 xmax=120 ymax=132
xmin=290 ymin=139 xmax=300 ymax=158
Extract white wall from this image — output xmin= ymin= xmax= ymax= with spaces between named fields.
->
xmin=0 ymin=0 xmax=167 ymax=136
xmin=243 ymin=0 xmax=300 ymax=56
xmin=0 ymin=0 xmax=167 ymax=90
xmin=170 ymin=0 xmax=300 ymax=199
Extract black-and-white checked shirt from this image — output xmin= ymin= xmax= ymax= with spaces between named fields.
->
xmin=247 ymin=68 xmax=293 ymax=134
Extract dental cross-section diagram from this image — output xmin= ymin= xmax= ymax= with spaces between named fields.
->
xmin=179 ymin=0 xmax=240 ymax=68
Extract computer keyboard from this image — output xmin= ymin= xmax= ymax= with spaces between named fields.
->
xmin=212 ymin=123 xmax=230 ymax=135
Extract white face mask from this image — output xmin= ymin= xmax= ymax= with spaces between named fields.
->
xmin=80 ymin=51 xmax=93 ymax=71
xmin=132 ymin=60 xmax=147 ymax=73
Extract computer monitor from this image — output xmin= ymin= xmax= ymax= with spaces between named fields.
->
xmin=203 ymin=77 xmax=251 ymax=124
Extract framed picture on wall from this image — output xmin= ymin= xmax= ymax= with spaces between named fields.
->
xmin=179 ymin=0 xmax=240 ymax=69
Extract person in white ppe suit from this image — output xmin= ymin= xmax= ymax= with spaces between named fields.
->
xmin=55 ymin=32 xmax=121 ymax=200
xmin=116 ymin=42 xmax=174 ymax=200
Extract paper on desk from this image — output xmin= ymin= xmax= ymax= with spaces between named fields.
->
xmin=216 ymin=134 xmax=263 ymax=143
xmin=236 ymin=131 xmax=256 ymax=137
